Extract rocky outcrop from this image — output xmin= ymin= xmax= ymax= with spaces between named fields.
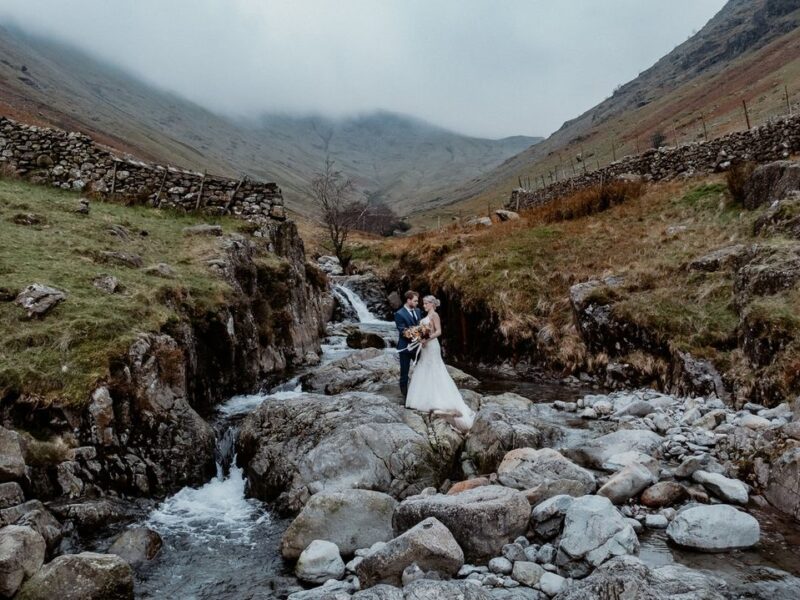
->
xmin=296 ymin=540 xmax=345 ymax=584
xmin=106 ymin=527 xmax=163 ymax=567
xmin=337 ymin=274 xmax=392 ymax=320
xmin=237 ymin=392 xmax=463 ymax=513
xmin=16 ymin=552 xmax=133 ymax=600
xmin=392 ymin=486 xmax=530 ymax=562
xmin=765 ymin=448 xmax=800 ymax=521
xmin=744 ymin=161 xmax=800 ymax=209
xmin=0 ymin=428 xmax=26 ymax=484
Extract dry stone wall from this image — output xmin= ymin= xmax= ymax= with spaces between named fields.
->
xmin=509 ymin=114 xmax=800 ymax=210
xmin=0 ymin=116 xmax=286 ymax=221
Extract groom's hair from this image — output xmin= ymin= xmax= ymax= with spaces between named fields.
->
xmin=404 ymin=290 xmax=419 ymax=301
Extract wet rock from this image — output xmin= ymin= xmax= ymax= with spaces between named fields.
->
xmin=14 ymin=285 xmax=66 ymax=319
xmin=338 ymin=274 xmax=391 ymax=319
xmin=182 ymin=224 xmax=223 ymax=236
xmin=300 ymin=349 xmax=397 ymax=394
xmin=296 ymin=540 xmax=345 ymax=584
xmin=464 ymin=395 xmax=564 ymax=473
xmin=393 ymin=486 xmax=530 ymax=562
xmin=497 ymin=448 xmax=596 ymax=503
xmin=0 ymin=429 xmax=25 ymax=484
xmin=555 ymin=555 xmax=725 ymax=600
xmin=0 ymin=525 xmax=45 ymax=597
xmin=237 ymin=392 xmax=462 ymax=513
xmin=0 ymin=484 xmax=24 ymax=510
xmin=96 ymin=251 xmax=143 ymax=268
xmin=356 ymin=517 xmax=464 ymax=587
xmin=557 ymin=495 xmax=639 ymax=571
xmin=564 ymin=429 xmax=663 ymax=471
xmin=346 ymin=330 xmax=387 ymax=350
xmin=692 ymin=471 xmax=748 ymax=504
xmin=16 ymin=552 xmax=133 ymax=600
xmin=765 ymin=448 xmax=800 ymax=520
xmin=640 ymin=482 xmax=688 ymax=508
xmin=644 ymin=514 xmax=668 ymax=529
xmin=91 ymin=275 xmax=121 ymax=294
xmin=282 ymin=490 xmax=397 ymax=559
xmin=597 ymin=463 xmax=655 ymax=505
xmin=744 ymin=161 xmax=800 ymax=209
xmin=107 ymin=527 xmax=163 ymax=567
xmin=666 ymin=505 xmax=759 ymax=551
xmin=48 ymin=499 xmax=136 ymax=534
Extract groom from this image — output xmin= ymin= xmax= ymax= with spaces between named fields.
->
xmin=395 ymin=290 xmax=423 ymax=400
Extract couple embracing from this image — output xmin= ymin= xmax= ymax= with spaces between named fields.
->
xmin=395 ymin=290 xmax=474 ymax=432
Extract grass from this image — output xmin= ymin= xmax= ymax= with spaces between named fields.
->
xmin=0 ymin=177 xmax=259 ymax=405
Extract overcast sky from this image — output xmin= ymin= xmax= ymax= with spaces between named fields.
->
xmin=0 ymin=0 xmax=727 ymax=138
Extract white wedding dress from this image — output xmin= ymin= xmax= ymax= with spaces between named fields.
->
xmin=406 ymin=316 xmax=475 ymax=432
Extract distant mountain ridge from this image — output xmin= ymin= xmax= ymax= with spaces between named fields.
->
xmin=0 ymin=24 xmax=540 ymax=216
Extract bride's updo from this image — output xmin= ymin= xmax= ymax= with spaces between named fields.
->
xmin=423 ymin=295 xmax=441 ymax=308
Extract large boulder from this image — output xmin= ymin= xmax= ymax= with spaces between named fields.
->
xmin=0 ymin=428 xmax=26 ymax=484
xmin=555 ymin=555 xmax=726 ymax=600
xmin=107 ymin=527 xmax=163 ymax=567
xmin=237 ymin=392 xmax=463 ymax=513
xmin=0 ymin=483 xmax=24 ymax=510
xmin=346 ymin=330 xmax=387 ymax=350
xmin=295 ymin=540 xmax=345 ymax=584
xmin=597 ymin=463 xmax=655 ymax=505
xmin=666 ymin=505 xmax=760 ymax=551
xmin=463 ymin=395 xmax=564 ymax=474
xmin=15 ymin=508 xmax=63 ymax=553
xmin=282 ymin=490 xmax=397 ymax=558
xmin=356 ymin=517 xmax=464 ymax=587
xmin=496 ymin=448 xmax=596 ymax=504
xmin=0 ymin=525 xmax=45 ymax=598
xmin=564 ymin=429 xmax=663 ymax=471
xmin=300 ymin=349 xmax=397 ymax=394
xmin=744 ymin=161 xmax=800 ymax=210
xmin=557 ymin=495 xmax=639 ymax=575
xmin=765 ymin=448 xmax=800 ymax=520
xmin=640 ymin=482 xmax=688 ymax=508
xmin=393 ymin=486 xmax=530 ymax=562
xmin=16 ymin=552 xmax=133 ymax=600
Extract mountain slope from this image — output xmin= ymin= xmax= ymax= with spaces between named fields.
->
xmin=435 ymin=0 xmax=800 ymax=218
xmin=0 ymin=24 xmax=539 ymax=216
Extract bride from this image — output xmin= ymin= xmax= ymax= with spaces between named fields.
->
xmin=405 ymin=295 xmax=475 ymax=432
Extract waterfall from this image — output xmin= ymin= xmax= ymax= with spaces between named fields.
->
xmin=334 ymin=284 xmax=385 ymax=324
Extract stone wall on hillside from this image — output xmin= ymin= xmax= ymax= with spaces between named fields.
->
xmin=0 ymin=116 xmax=286 ymax=221
xmin=509 ymin=114 xmax=800 ymax=210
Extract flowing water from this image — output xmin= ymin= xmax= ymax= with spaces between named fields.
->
xmin=125 ymin=286 xmax=800 ymax=598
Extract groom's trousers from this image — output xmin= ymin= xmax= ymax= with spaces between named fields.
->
xmin=399 ymin=349 xmax=412 ymax=398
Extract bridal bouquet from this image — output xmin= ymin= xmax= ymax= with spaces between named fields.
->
xmin=403 ymin=324 xmax=431 ymax=344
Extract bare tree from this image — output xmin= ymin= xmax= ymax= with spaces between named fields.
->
xmin=309 ymin=159 xmax=365 ymax=270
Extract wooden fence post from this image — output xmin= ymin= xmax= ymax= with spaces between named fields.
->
xmin=742 ymin=99 xmax=751 ymax=130
xmin=194 ymin=170 xmax=207 ymax=211
xmin=153 ymin=167 xmax=168 ymax=207
xmin=110 ymin=160 xmax=118 ymax=200
xmin=701 ymin=115 xmax=708 ymax=140
xmin=786 ymin=85 xmax=792 ymax=116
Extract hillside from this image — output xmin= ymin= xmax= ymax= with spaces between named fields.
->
xmin=0 ymin=24 xmax=538 ymax=217
xmin=433 ymin=0 xmax=800 ymax=220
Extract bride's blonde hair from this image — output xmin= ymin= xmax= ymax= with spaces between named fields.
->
xmin=423 ymin=295 xmax=441 ymax=308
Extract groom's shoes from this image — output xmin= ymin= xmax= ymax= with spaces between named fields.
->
xmin=400 ymin=385 xmax=408 ymax=400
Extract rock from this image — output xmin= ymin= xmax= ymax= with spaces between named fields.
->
xmin=182 ymin=224 xmax=223 ymax=236
xmin=300 ymin=349 xmax=398 ymax=394
xmin=393 ymin=486 xmax=530 ymax=562
xmin=735 ymin=242 xmax=800 ymax=307
xmin=510 ymin=561 xmax=543 ymax=586
xmin=670 ymin=352 xmax=728 ymax=400
xmin=400 ymin=579 xmax=492 ymax=599
xmin=597 ymin=463 xmax=655 ymax=505
xmin=640 ymin=482 xmax=688 ymax=508
xmin=692 ymin=409 xmax=727 ymax=430
xmin=0 ymin=483 xmax=24 ymax=510
xmin=674 ymin=454 xmax=725 ymax=479
xmin=495 ymin=210 xmax=520 ymax=222
xmin=644 ymin=514 xmax=669 ymax=529
xmin=497 ymin=448 xmax=595 ymax=503
xmin=296 ymin=540 xmax=346 ymax=584
xmin=355 ymin=517 xmax=464 ymax=587
xmin=564 ymin=430 xmax=663 ymax=471
xmin=318 ymin=256 xmax=344 ymax=276
xmin=666 ymin=505 xmax=760 ymax=551
xmin=48 ymin=499 xmax=133 ymax=534
xmin=692 ymin=471 xmax=748 ymax=504
xmin=754 ymin=193 xmax=800 ymax=239
xmin=237 ymin=392 xmax=462 ymax=513
xmin=737 ymin=413 xmax=771 ymax=430
xmin=530 ymin=494 xmax=574 ymax=541
xmin=282 ymin=490 xmax=397 ymax=559
xmin=107 ymin=527 xmax=163 ymax=567
xmin=555 ymin=555 xmax=725 ymax=600
xmin=143 ymin=263 xmax=177 ymax=278
xmin=489 ymin=557 xmax=513 ymax=575
xmin=490 ymin=589 xmax=545 ymax=600
xmin=538 ymin=571 xmax=566 ymax=596
xmin=346 ymin=330 xmax=387 ymax=350
xmin=16 ymin=552 xmax=133 ymax=600
xmin=10 ymin=213 xmax=46 ymax=226
xmin=0 ymin=429 xmax=25 ymax=485
xmin=14 ymin=285 xmax=66 ymax=318
xmin=557 ymin=495 xmax=639 ymax=570
xmin=600 ymin=451 xmax=659 ymax=478
xmin=765 ymin=448 xmax=800 ymax=520
xmin=689 ymin=244 xmax=749 ymax=272
xmin=96 ymin=251 xmax=143 ymax=268
xmin=613 ymin=400 xmax=655 ymax=418
xmin=465 ymin=216 xmax=492 ymax=228
xmin=289 ymin=578 xmax=355 ymax=600
xmin=744 ymin=161 xmax=800 ymax=209
xmin=0 ymin=526 xmax=45 ymax=598
xmin=464 ymin=395 xmax=564 ymax=473
xmin=447 ymin=477 xmax=490 ymax=495
xmin=15 ymin=509 xmax=62 ymax=553
xmin=91 ymin=275 xmax=121 ymax=294
xmin=338 ymin=275 xmax=391 ymax=319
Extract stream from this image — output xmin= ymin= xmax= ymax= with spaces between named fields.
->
xmin=119 ymin=284 xmax=799 ymax=599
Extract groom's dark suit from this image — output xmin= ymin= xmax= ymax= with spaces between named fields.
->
xmin=395 ymin=305 xmax=423 ymax=399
